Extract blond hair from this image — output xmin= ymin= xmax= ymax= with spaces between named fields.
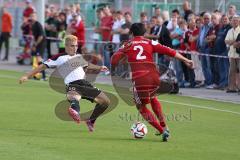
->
xmin=65 ymin=35 xmax=78 ymax=45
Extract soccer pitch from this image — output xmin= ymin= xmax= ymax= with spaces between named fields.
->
xmin=0 ymin=70 xmax=240 ymax=160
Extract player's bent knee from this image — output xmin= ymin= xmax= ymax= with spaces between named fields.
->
xmin=67 ymin=91 xmax=81 ymax=101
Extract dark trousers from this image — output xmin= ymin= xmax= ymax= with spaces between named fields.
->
xmin=182 ymin=53 xmax=196 ymax=86
xmin=0 ymin=32 xmax=10 ymax=60
xmin=210 ymin=48 xmax=220 ymax=85
xmin=46 ymin=39 xmax=52 ymax=59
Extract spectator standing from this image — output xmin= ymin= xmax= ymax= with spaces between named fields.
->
xmin=0 ymin=7 xmax=12 ymax=61
xmin=29 ymin=12 xmax=46 ymax=80
xmin=45 ymin=9 xmax=58 ymax=58
xmin=23 ymin=0 xmax=35 ymax=19
xmin=206 ymin=13 xmax=221 ymax=88
xmin=225 ymin=15 xmax=240 ymax=93
xmin=167 ymin=9 xmax=180 ymax=32
xmin=215 ymin=15 xmax=232 ymax=89
xmin=227 ymin=5 xmax=237 ymax=19
xmin=119 ymin=12 xmax=132 ymax=42
xmin=197 ymin=12 xmax=213 ymax=88
xmin=112 ymin=11 xmax=125 ymax=46
xmin=182 ymin=0 xmax=193 ymax=22
xmin=154 ymin=6 xmax=161 ymax=18
xmin=100 ymin=5 xmax=113 ymax=70
xmin=186 ymin=18 xmax=205 ymax=85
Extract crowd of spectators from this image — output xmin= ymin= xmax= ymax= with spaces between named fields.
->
xmin=1 ymin=0 xmax=240 ymax=94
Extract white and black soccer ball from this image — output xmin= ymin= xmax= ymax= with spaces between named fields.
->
xmin=130 ymin=122 xmax=148 ymax=139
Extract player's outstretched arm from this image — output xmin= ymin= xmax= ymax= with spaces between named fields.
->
xmin=152 ymin=41 xmax=194 ymax=69
xmin=87 ymin=63 xmax=109 ymax=72
xmin=19 ymin=64 xmax=47 ymax=84
xmin=174 ymin=52 xmax=194 ymax=69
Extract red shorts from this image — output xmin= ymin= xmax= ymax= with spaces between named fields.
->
xmin=132 ymin=72 xmax=160 ymax=105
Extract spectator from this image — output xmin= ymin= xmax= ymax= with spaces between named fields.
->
xmin=119 ymin=11 xmax=132 ymax=42
xmin=100 ymin=5 xmax=113 ymax=42
xmin=21 ymin=16 xmax=32 ymax=55
xmin=112 ymin=11 xmax=125 ymax=45
xmin=167 ymin=9 xmax=180 ymax=32
xmin=197 ymin=12 xmax=213 ymax=88
xmin=29 ymin=12 xmax=46 ymax=80
xmin=195 ymin=17 xmax=202 ymax=29
xmin=140 ymin=12 xmax=148 ymax=24
xmin=23 ymin=0 xmax=35 ymax=19
xmin=66 ymin=4 xmax=77 ymax=25
xmin=74 ymin=15 xmax=85 ymax=54
xmin=56 ymin=12 xmax=67 ymax=33
xmin=186 ymin=17 xmax=205 ymax=86
xmin=155 ymin=16 xmax=172 ymax=66
xmin=171 ymin=20 xmax=186 ymax=87
xmin=215 ymin=15 xmax=232 ymax=89
xmin=227 ymin=5 xmax=237 ymax=19
xmin=182 ymin=0 xmax=193 ymax=21
xmin=161 ymin=10 xmax=170 ymax=26
xmin=100 ymin=5 xmax=113 ymax=70
xmin=225 ymin=15 xmax=240 ymax=93
xmin=206 ymin=13 xmax=221 ymax=88
xmin=145 ymin=16 xmax=158 ymax=39
xmin=45 ymin=10 xmax=58 ymax=58
xmin=140 ymin=12 xmax=149 ymax=29
xmin=92 ymin=8 xmax=105 ymax=53
xmin=58 ymin=23 xmax=66 ymax=54
xmin=154 ymin=6 xmax=161 ymax=18
xmin=67 ymin=13 xmax=85 ymax=54
xmin=0 ymin=7 xmax=12 ymax=61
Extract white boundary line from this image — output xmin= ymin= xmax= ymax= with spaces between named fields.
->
xmin=160 ymin=100 xmax=240 ymax=116
xmin=104 ymin=90 xmax=240 ymax=116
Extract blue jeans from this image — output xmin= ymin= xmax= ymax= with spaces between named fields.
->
xmin=101 ymin=44 xmax=111 ymax=69
xmin=173 ymin=59 xmax=184 ymax=86
xmin=218 ymin=50 xmax=229 ymax=87
xmin=199 ymin=48 xmax=213 ymax=85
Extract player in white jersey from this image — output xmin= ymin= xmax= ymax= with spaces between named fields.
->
xmin=19 ymin=35 xmax=110 ymax=132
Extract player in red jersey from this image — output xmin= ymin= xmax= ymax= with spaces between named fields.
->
xmin=111 ymin=23 xmax=194 ymax=141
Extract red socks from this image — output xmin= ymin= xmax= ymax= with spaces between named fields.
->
xmin=139 ymin=105 xmax=164 ymax=133
xmin=150 ymin=97 xmax=166 ymax=127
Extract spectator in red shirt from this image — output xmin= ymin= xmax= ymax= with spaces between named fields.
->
xmin=100 ymin=5 xmax=114 ymax=70
xmin=67 ymin=14 xmax=85 ymax=54
xmin=186 ymin=17 xmax=205 ymax=86
xmin=100 ymin=5 xmax=113 ymax=42
xmin=23 ymin=0 xmax=35 ymax=19
xmin=74 ymin=17 xmax=85 ymax=53
xmin=0 ymin=7 xmax=12 ymax=61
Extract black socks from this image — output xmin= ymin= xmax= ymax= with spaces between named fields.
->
xmin=70 ymin=100 xmax=80 ymax=113
xmin=90 ymin=103 xmax=108 ymax=123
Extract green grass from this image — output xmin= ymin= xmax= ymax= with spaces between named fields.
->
xmin=0 ymin=70 xmax=240 ymax=160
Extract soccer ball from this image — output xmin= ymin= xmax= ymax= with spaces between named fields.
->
xmin=130 ymin=122 xmax=148 ymax=139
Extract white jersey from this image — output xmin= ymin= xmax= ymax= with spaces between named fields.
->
xmin=43 ymin=54 xmax=88 ymax=84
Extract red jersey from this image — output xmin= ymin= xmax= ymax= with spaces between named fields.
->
xmin=100 ymin=16 xmax=113 ymax=41
xmin=23 ymin=6 xmax=35 ymax=18
xmin=74 ymin=21 xmax=85 ymax=47
xmin=185 ymin=28 xmax=199 ymax=51
xmin=111 ymin=36 xmax=176 ymax=104
xmin=1 ymin=12 xmax=12 ymax=33
xmin=112 ymin=36 xmax=176 ymax=80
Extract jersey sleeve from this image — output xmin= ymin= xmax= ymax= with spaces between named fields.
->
xmin=151 ymin=40 xmax=176 ymax=57
xmin=43 ymin=58 xmax=60 ymax=68
xmin=111 ymin=41 xmax=129 ymax=66
xmin=111 ymin=51 xmax=125 ymax=66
